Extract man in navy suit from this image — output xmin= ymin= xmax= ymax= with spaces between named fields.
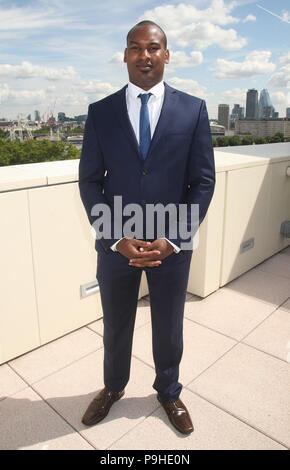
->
xmin=78 ymin=20 xmax=215 ymax=434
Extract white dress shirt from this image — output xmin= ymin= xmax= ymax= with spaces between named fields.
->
xmin=111 ymin=81 xmax=180 ymax=254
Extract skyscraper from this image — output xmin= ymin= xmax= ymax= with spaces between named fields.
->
xmin=218 ymin=104 xmax=230 ymax=129
xmin=246 ymin=89 xmax=258 ymax=119
xmin=258 ymin=89 xmax=275 ymax=119
xmin=231 ymin=104 xmax=244 ymax=119
xmin=286 ymin=108 xmax=290 ymax=119
xmin=34 ymin=110 xmax=41 ymax=122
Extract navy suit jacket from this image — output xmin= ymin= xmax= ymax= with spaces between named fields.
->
xmin=78 ymin=82 xmax=216 ymax=254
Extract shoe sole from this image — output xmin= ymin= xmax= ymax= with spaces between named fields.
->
xmin=82 ymin=390 xmax=125 ymax=426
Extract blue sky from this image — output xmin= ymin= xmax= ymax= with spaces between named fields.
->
xmin=0 ymin=0 xmax=289 ymax=119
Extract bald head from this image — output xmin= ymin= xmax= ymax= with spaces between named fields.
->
xmin=127 ymin=20 xmax=167 ymax=49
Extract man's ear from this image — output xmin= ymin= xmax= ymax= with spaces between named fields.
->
xmin=124 ymin=48 xmax=127 ymax=63
xmin=165 ymin=49 xmax=169 ymax=65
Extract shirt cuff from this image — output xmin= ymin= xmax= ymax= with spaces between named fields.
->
xmin=164 ymin=238 xmax=181 ymax=254
xmin=110 ymin=238 xmax=124 ymax=252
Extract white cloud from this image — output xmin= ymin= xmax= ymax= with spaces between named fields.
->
xmin=75 ymin=80 xmax=119 ymax=100
xmin=268 ymin=64 xmax=290 ymax=88
xmin=109 ymin=52 xmax=124 ymax=64
xmin=221 ymin=87 xmax=247 ymax=105
xmin=139 ymin=0 xmax=247 ymax=50
xmin=279 ymin=52 xmax=290 ymax=65
xmin=212 ymin=50 xmax=276 ymax=79
xmin=0 ymin=84 xmax=46 ymax=105
xmin=270 ymin=91 xmax=288 ymax=105
xmin=166 ymin=51 xmax=203 ymax=72
xmin=166 ymin=77 xmax=207 ymax=99
xmin=0 ymin=62 xmax=78 ymax=81
xmin=242 ymin=14 xmax=256 ymax=22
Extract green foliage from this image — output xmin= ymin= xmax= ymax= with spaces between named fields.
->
xmin=65 ymin=126 xmax=84 ymax=135
xmin=0 ymin=138 xmax=80 ymax=166
xmin=0 ymin=129 xmax=8 ymax=139
xmin=268 ymin=132 xmax=284 ymax=143
xmin=212 ymin=138 xmax=217 ymax=147
xmin=229 ymin=135 xmax=241 ymax=146
xmin=32 ymin=126 xmax=51 ymax=135
xmin=254 ymin=137 xmax=267 ymax=144
xmin=216 ymin=136 xmax=229 ymax=147
xmin=241 ymin=135 xmax=254 ymax=145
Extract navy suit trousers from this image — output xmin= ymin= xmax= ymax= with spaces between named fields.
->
xmin=96 ymin=249 xmax=193 ymax=402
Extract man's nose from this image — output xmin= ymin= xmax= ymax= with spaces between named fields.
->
xmin=140 ymin=48 xmax=150 ymax=59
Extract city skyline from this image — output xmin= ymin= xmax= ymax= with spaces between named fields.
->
xmin=0 ymin=0 xmax=289 ymax=120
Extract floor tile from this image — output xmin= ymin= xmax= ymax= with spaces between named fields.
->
xmin=0 ymin=388 xmax=93 ymax=450
xmin=222 ymin=268 xmax=290 ymax=307
xmin=255 ymin=253 xmax=290 ymax=280
xmin=33 ymin=349 xmax=160 ymax=449
xmin=0 ymin=364 xmax=28 ymax=400
xmin=184 ymin=289 xmax=275 ymax=340
xmin=109 ymin=388 xmax=285 ymax=450
xmin=279 ymin=246 xmax=290 ymax=256
xmin=132 ymin=318 xmax=236 ymax=384
xmin=9 ymin=327 xmax=102 ymax=384
xmin=188 ymin=343 xmax=290 ymax=447
xmin=243 ymin=304 xmax=290 ymax=361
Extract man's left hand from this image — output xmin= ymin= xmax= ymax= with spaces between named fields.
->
xmin=129 ymin=239 xmax=174 ymax=268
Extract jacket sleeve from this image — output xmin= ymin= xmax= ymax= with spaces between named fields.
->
xmin=166 ymin=99 xmax=216 ymax=251
xmin=78 ymin=104 xmax=119 ymax=252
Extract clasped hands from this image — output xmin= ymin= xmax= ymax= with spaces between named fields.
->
xmin=116 ymin=238 xmax=174 ymax=268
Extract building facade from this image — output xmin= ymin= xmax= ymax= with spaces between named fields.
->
xmin=218 ymin=104 xmax=230 ymax=130
xmin=235 ymin=118 xmax=290 ymax=138
xmin=246 ymin=89 xmax=258 ymax=119
xmin=258 ymin=89 xmax=275 ymax=119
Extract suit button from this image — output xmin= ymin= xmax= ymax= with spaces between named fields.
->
xmin=142 ymin=169 xmax=147 ymax=175
xmin=141 ymin=199 xmax=146 ymax=205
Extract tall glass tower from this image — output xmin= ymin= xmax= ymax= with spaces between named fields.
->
xmin=258 ymin=89 xmax=275 ymax=119
xmin=246 ymin=89 xmax=258 ymax=119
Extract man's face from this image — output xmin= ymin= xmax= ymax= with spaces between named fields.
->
xmin=124 ymin=25 xmax=169 ymax=90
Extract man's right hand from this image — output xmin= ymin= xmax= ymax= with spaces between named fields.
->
xmin=116 ymin=238 xmax=162 ymax=268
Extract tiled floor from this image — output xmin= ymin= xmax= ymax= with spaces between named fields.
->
xmin=1 ymin=246 xmax=289 ymax=450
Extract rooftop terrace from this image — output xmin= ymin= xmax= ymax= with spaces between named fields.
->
xmin=0 ymin=245 xmax=289 ymax=450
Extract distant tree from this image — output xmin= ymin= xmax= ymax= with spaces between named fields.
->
xmin=0 ymin=129 xmax=8 ymax=139
xmin=254 ymin=137 xmax=267 ymax=144
xmin=0 ymin=139 xmax=80 ymax=166
xmin=212 ymin=138 xmax=217 ymax=147
xmin=65 ymin=126 xmax=84 ymax=135
xmin=216 ymin=136 xmax=229 ymax=147
xmin=241 ymin=135 xmax=254 ymax=145
xmin=229 ymin=135 xmax=241 ymax=146
xmin=33 ymin=126 xmax=51 ymax=136
xmin=268 ymin=132 xmax=284 ymax=143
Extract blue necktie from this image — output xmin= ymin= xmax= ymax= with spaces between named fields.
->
xmin=138 ymin=93 xmax=152 ymax=159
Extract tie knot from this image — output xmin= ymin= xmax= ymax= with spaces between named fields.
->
xmin=138 ymin=93 xmax=152 ymax=105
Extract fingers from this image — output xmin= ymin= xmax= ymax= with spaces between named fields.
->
xmin=129 ymin=259 xmax=162 ymax=268
xmin=131 ymin=239 xmax=151 ymax=247
xmin=131 ymin=249 xmax=161 ymax=259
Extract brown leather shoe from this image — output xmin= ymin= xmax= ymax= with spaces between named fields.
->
xmin=82 ymin=387 xmax=125 ymax=426
xmin=157 ymin=394 xmax=194 ymax=434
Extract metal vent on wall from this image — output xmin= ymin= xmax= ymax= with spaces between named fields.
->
xmin=280 ymin=221 xmax=290 ymax=238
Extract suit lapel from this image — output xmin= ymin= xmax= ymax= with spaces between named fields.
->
xmin=111 ymin=82 xmax=178 ymax=164
xmin=146 ymin=82 xmax=178 ymax=161
xmin=112 ymin=85 xmax=142 ymax=159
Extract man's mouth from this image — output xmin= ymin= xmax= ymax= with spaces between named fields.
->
xmin=137 ymin=64 xmax=153 ymax=71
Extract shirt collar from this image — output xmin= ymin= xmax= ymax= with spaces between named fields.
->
xmin=127 ymin=81 xmax=164 ymax=100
